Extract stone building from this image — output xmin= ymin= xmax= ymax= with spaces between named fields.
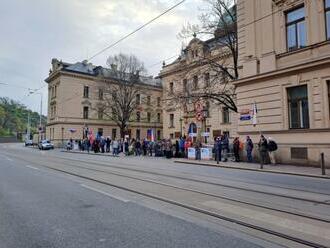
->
xmin=235 ymin=0 xmax=330 ymax=165
xmin=45 ymin=59 xmax=163 ymax=146
xmin=159 ymin=34 xmax=238 ymax=143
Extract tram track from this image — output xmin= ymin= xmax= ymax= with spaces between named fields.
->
xmin=8 ymin=153 xmax=329 ymax=248
xmin=47 ymin=153 xmax=330 ymax=206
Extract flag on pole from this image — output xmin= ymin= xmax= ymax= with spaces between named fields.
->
xmin=252 ymin=102 xmax=258 ymax=127
xmin=147 ymin=129 xmax=154 ymax=142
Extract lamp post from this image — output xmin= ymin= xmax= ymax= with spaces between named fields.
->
xmin=29 ymin=91 xmax=43 ymax=141
xmin=202 ymin=107 xmax=209 ymax=144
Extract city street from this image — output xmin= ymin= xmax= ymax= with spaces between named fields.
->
xmin=0 ymin=144 xmax=330 ymax=248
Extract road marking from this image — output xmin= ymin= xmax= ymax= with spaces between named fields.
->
xmin=80 ymin=184 xmax=130 ymax=203
xmin=26 ymin=165 xmax=40 ymax=170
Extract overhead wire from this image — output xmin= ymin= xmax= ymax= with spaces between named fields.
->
xmin=87 ymin=0 xmax=186 ymax=61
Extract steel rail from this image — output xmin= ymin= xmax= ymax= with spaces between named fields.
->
xmin=25 ymin=159 xmax=330 ymax=248
xmin=49 ymin=153 xmax=330 ymax=206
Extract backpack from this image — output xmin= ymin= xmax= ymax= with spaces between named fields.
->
xmin=268 ymin=140 xmax=278 ymax=152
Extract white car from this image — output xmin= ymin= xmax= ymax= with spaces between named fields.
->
xmin=24 ymin=139 xmax=33 ymax=146
xmin=38 ymin=140 xmax=54 ymax=150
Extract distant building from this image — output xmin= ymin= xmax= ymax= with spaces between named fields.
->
xmin=45 ymin=59 xmax=163 ymax=146
xmin=159 ymin=34 xmax=237 ymax=142
xmin=235 ymin=0 xmax=330 ymax=166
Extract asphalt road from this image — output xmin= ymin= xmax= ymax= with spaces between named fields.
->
xmin=0 ymin=145 xmax=268 ymax=248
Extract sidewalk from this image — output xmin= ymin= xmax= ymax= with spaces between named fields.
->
xmin=62 ymin=149 xmax=330 ymax=179
xmin=174 ymin=159 xmax=330 ymax=179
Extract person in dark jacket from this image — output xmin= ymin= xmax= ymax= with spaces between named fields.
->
xmin=245 ymin=136 xmax=254 ymax=162
xmin=267 ymin=137 xmax=278 ymax=165
xmin=135 ymin=139 xmax=141 ymax=156
xmin=258 ymin=135 xmax=268 ymax=168
xmin=221 ymin=134 xmax=229 ymax=162
xmin=214 ymin=136 xmax=222 ymax=164
xmin=233 ymin=137 xmax=240 ymax=162
xmin=106 ymin=137 xmax=111 ymax=153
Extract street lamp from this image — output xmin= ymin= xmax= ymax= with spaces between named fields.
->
xmin=29 ymin=91 xmax=43 ymax=141
xmin=202 ymin=107 xmax=209 ymax=143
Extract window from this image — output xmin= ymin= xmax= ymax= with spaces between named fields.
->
xmin=136 ymin=94 xmax=140 ymax=105
xmin=136 ymin=129 xmax=140 ymax=140
xmin=97 ymin=128 xmax=103 ymax=137
xmin=157 ymin=130 xmax=161 ymax=140
xmin=83 ymin=86 xmax=89 ymax=98
xmin=136 ymin=111 xmax=141 ymax=122
xmin=286 ymin=6 xmax=306 ymax=51
xmin=54 ymin=85 xmax=57 ymax=97
xmin=193 ymin=76 xmax=198 ymax=90
xmin=98 ymin=89 xmax=103 ymax=100
xmin=326 ymin=0 xmax=330 ymax=39
xmin=157 ymin=113 xmax=161 ymax=123
xmin=147 ymin=112 xmax=151 ymax=122
xmin=147 ymin=96 xmax=151 ymax=105
xmin=327 ymin=81 xmax=330 ymax=116
xmin=112 ymin=128 xmax=117 ymax=139
xmin=98 ymin=109 xmax=103 ymax=119
xmin=288 ymin=85 xmax=309 ymax=129
xmin=169 ymin=114 xmax=174 ymax=128
xmin=204 ymin=73 xmax=210 ymax=88
xmin=183 ymin=79 xmax=187 ymax=92
xmin=83 ymin=106 xmax=89 ymax=119
xmin=157 ymin=97 xmax=161 ymax=107
xmin=222 ymin=107 xmax=230 ymax=123
xmin=169 ymin=82 xmax=174 ymax=94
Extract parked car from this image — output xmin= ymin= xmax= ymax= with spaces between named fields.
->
xmin=24 ymin=139 xmax=33 ymax=146
xmin=38 ymin=140 xmax=54 ymax=150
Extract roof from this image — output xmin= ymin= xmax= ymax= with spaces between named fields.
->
xmin=50 ymin=59 xmax=162 ymax=88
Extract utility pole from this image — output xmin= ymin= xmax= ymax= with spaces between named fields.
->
xmin=27 ymin=112 xmax=31 ymax=140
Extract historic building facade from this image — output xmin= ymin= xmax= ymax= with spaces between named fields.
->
xmin=159 ymin=35 xmax=238 ymax=143
xmin=235 ymin=0 xmax=330 ymax=165
xmin=45 ymin=59 xmax=163 ymax=146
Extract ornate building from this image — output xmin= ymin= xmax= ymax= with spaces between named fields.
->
xmin=235 ymin=0 xmax=330 ymax=165
xmin=159 ymin=33 xmax=237 ymax=143
xmin=45 ymin=59 xmax=163 ymax=146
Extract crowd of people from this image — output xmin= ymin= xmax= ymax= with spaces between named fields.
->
xmin=66 ymin=134 xmax=278 ymax=165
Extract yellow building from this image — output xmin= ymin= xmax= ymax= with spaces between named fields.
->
xmin=159 ymin=34 xmax=237 ymax=143
xmin=45 ymin=59 xmax=163 ymax=146
xmin=235 ymin=0 xmax=330 ymax=166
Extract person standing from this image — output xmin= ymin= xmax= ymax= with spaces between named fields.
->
xmin=112 ymin=139 xmax=119 ymax=156
xmin=214 ymin=136 xmax=222 ymax=164
xmin=258 ymin=135 xmax=268 ymax=169
xmin=135 ymin=139 xmax=141 ymax=156
xmin=124 ymin=139 xmax=129 ymax=156
xmin=233 ymin=137 xmax=240 ymax=162
xmin=221 ymin=134 xmax=229 ymax=162
xmin=245 ymin=136 xmax=254 ymax=163
xmin=106 ymin=137 xmax=111 ymax=153
xmin=267 ymin=137 xmax=278 ymax=165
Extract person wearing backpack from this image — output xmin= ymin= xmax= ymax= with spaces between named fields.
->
xmin=268 ymin=137 xmax=278 ymax=165
xmin=245 ymin=136 xmax=254 ymax=163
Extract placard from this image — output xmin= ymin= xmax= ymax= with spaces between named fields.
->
xmin=188 ymin=148 xmax=196 ymax=159
xmin=201 ymin=148 xmax=212 ymax=160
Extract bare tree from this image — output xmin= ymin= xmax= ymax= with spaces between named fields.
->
xmin=98 ymin=53 xmax=146 ymax=138
xmin=172 ymin=0 xmax=238 ymax=112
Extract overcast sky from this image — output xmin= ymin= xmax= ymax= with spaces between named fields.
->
xmin=0 ymin=0 xmax=204 ymax=115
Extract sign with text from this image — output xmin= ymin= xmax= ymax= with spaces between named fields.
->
xmin=188 ymin=148 xmax=196 ymax=159
xmin=201 ymin=148 xmax=212 ymax=160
